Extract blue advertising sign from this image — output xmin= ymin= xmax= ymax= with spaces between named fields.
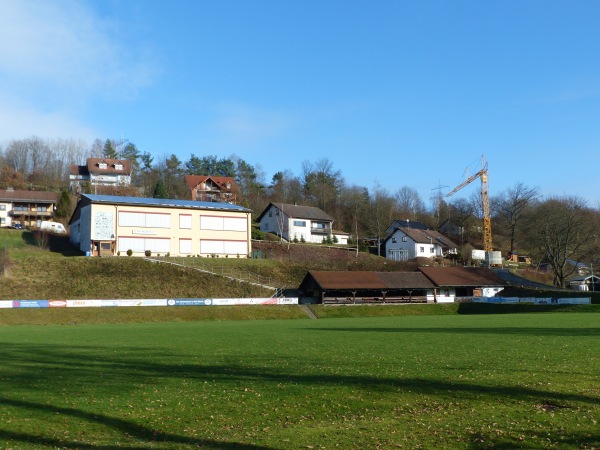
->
xmin=12 ymin=300 xmax=49 ymax=308
xmin=167 ymin=298 xmax=213 ymax=306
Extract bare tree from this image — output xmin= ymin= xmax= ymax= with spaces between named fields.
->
xmin=492 ymin=183 xmax=539 ymax=254
xmin=3 ymin=140 xmax=29 ymax=173
xmin=90 ymin=139 xmax=104 ymax=158
xmin=447 ymin=198 xmax=475 ymax=245
xmin=526 ymin=196 xmax=596 ymax=287
xmin=268 ymin=170 xmax=303 ymax=206
xmin=394 ymin=186 xmax=426 ymax=221
xmin=369 ymin=184 xmax=395 ymax=256
xmin=338 ymin=184 xmax=370 ymax=250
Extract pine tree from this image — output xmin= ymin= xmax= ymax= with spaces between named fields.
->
xmin=55 ymin=190 xmax=72 ymax=219
xmin=152 ymin=179 xmax=168 ymax=199
xmin=103 ymin=140 xmax=118 ymax=159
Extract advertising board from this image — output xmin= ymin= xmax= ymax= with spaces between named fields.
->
xmin=12 ymin=300 xmax=49 ymax=308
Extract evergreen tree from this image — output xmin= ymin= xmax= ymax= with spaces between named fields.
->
xmin=152 ymin=178 xmax=168 ymax=199
xmin=55 ymin=190 xmax=72 ymax=219
xmin=184 ymin=154 xmax=235 ymax=177
xmin=103 ymin=139 xmax=118 ymax=159
xmin=120 ymin=143 xmax=141 ymax=184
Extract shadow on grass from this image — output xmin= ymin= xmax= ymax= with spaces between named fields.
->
xmin=1 ymin=343 xmax=598 ymax=405
xmin=20 ymin=230 xmax=38 ymax=246
xmin=19 ymin=231 xmax=83 ymax=256
xmin=0 ymin=397 xmax=272 ymax=449
xmin=0 ymin=342 xmax=598 ymax=449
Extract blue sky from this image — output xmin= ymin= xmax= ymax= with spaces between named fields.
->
xmin=1 ymin=0 xmax=599 ymax=206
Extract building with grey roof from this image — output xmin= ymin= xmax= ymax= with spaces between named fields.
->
xmin=69 ymin=194 xmax=252 ymax=257
xmin=257 ymin=202 xmax=349 ymax=244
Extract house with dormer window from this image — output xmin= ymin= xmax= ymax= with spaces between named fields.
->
xmin=257 ymin=203 xmax=348 ymax=244
xmin=185 ymin=175 xmax=239 ymax=204
xmin=69 ymin=158 xmax=132 ymax=193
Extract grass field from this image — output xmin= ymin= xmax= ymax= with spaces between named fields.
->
xmin=1 ymin=313 xmax=598 ymax=449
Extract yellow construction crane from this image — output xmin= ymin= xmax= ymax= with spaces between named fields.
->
xmin=445 ymin=156 xmax=493 ymax=252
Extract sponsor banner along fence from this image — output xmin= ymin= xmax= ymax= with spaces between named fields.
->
xmin=472 ymin=297 xmax=591 ymax=305
xmin=0 ymin=298 xmax=299 ymax=309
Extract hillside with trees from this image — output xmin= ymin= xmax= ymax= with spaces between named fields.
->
xmin=1 ymin=135 xmax=599 ymax=288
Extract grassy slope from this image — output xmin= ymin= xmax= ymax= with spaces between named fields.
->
xmin=2 ymin=229 xmax=598 ymax=308
xmin=0 ymin=230 xmax=415 ymax=300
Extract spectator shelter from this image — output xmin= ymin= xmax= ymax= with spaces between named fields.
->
xmin=299 ymin=271 xmax=435 ymax=304
xmin=299 ymin=267 xmax=505 ymax=304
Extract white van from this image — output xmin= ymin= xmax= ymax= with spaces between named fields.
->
xmin=39 ymin=221 xmax=67 ymax=234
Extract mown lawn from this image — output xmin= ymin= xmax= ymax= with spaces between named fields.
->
xmin=0 ymin=313 xmax=598 ymax=449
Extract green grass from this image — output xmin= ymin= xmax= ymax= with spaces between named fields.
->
xmin=0 ymin=313 xmax=598 ymax=449
xmin=0 ymin=229 xmax=415 ymax=299
xmin=0 ymin=305 xmax=309 ymax=326
xmin=0 ymin=256 xmax=274 ymax=299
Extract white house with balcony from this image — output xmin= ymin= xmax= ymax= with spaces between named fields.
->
xmin=69 ymin=158 xmax=132 ymax=193
xmin=0 ymin=189 xmax=57 ymax=228
xmin=384 ymin=226 xmax=458 ymax=261
xmin=257 ymin=203 xmax=348 ymax=244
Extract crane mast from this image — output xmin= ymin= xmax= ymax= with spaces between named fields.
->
xmin=445 ymin=156 xmax=493 ymax=252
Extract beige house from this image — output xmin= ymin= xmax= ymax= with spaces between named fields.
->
xmin=69 ymin=194 xmax=252 ymax=257
xmin=0 ymin=189 xmax=57 ymax=228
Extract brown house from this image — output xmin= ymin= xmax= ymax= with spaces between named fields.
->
xmin=185 ymin=175 xmax=239 ymax=204
xmin=0 ymin=189 xmax=57 ymax=228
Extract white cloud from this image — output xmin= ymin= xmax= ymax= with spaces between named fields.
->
xmin=0 ymin=0 xmax=157 ymax=142
xmin=0 ymin=91 xmax=98 ymax=141
xmin=0 ymin=0 xmax=155 ymax=97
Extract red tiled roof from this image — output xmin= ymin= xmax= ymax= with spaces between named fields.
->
xmin=87 ymin=158 xmax=131 ymax=175
xmin=69 ymin=158 xmax=132 ymax=176
xmin=185 ymin=175 xmax=238 ymax=192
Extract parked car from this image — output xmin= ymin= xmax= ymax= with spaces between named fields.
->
xmin=12 ymin=223 xmax=23 ymax=230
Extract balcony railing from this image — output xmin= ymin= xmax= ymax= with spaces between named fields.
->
xmin=10 ymin=210 xmax=53 ymax=217
xmin=310 ymin=227 xmax=331 ymax=235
